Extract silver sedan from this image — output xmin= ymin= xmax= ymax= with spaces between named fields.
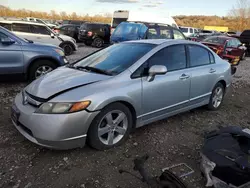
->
xmin=11 ymin=39 xmax=232 ymax=150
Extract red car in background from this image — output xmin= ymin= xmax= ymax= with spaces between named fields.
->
xmin=202 ymin=36 xmax=247 ymax=65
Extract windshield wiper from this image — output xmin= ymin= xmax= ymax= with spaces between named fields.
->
xmin=75 ymin=66 xmax=113 ymax=76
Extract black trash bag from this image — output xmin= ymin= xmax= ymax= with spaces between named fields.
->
xmin=201 ymin=126 xmax=250 ymax=187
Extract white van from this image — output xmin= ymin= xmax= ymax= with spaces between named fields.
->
xmin=128 ymin=11 xmax=179 ymax=29
xmin=111 ymin=10 xmax=129 ymax=32
xmin=179 ymin=26 xmax=199 ymax=37
xmin=111 ymin=10 xmax=179 ymax=33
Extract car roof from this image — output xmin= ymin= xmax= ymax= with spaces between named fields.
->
xmin=0 ymin=20 xmax=46 ymax=26
xmin=206 ymin=35 xmax=233 ymax=40
xmin=124 ymin=39 xmax=201 ymax=46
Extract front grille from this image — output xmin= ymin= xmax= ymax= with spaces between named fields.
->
xmin=18 ymin=122 xmax=33 ymax=137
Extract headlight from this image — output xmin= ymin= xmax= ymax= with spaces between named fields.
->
xmin=35 ymin=101 xmax=91 ymax=114
xmin=54 ymin=49 xmax=65 ymax=56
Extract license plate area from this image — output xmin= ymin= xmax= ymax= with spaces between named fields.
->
xmin=11 ymin=104 xmax=20 ymax=124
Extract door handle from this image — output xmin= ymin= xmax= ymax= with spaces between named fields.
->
xmin=37 ymin=37 xmax=41 ymax=39
xmin=209 ymin=68 xmax=216 ymax=73
xmin=179 ymin=74 xmax=190 ymax=80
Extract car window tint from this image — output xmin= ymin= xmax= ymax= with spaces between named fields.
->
xmin=0 ymin=32 xmax=8 ymax=40
xmin=188 ymin=45 xmax=210 ymax=67
xmin=30 ymin=25 xmax=50 ymax=35
xmin=12 ymin=24 xmax=31 ymax=33
xmin=148 ymin=45 xmax=187 ymax=71
xmin=0 ymin=23 xmax=11 ymax=30
xmin=159 ymin=27 xmax=172 ymax=39
xmin=68 ymin=27 xmax=75 ymax=31
xmin=173 ymin=30 xmax=185 ymax=39
xmin=226 ymin=40 xmax=234 ymax=48
xmin=190 ymin=28 xmax=194 ymax=33
xmin=147 ymin=28 xmax=158 ymax=39
xmin=209 ymin=52 xmax=215 ymax=64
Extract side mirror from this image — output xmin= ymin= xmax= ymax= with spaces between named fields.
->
xmin=147 ymin=65 xmax=167 ymax=82
xmin=1 ymin=38 xmax=15 ymax=45
xmin=50 ymin=33 xmax=55 ymax=38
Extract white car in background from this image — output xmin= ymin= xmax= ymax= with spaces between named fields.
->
xmin=179 ymin=26 xmax=199 ymax=37
xmin=0 ymin=20 xmax=77 ymax=55
xmin=26 ymin=17 xmax=57 ymax=29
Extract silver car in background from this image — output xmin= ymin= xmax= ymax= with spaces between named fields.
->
xmin=12 ymin=39 xmax=232 ymax=150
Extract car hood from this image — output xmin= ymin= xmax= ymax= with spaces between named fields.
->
xmin=25 ymin=67 xmax=111 ymax=99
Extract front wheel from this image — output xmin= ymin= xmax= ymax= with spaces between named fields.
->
xmin=61 ymin=43 xmax=74 ymax=56
xmin=29 ymin=60 xmax=56 ymax=80
xmin=87 ymin=103 xmax=133 ymax=150
xmin=207 ymin=82 xmax=225 ymax=110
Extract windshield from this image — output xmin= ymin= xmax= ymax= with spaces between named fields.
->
xmin=112 ymin=23 xmax=143 ymax=37
xmin=203 ymin=37 xmax=227 ymax=44
xmin=180 ymin=27 xmax=188 ymax=32
xmin=73 ymin=43 xmax=155 ymax=75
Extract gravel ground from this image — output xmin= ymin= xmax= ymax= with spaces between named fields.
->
xmin=0 ymin=46 xmax=250 ymax=188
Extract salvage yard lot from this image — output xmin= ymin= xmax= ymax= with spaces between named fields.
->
xmin=1 ymin=46 xmax=250 ymax=188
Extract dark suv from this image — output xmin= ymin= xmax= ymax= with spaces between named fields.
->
xmin=78 ymin=23 xmax=111 ymax=48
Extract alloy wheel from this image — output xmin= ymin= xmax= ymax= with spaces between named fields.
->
xmin=35 ymin=66 xmax=53 ymax=79
xmin=98 ymin=110 xmax=128 ymax=146
xmin=212 ymin=87 xmax=223 ymax=108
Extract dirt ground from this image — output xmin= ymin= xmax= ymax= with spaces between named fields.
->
xmin=0 ymin=47 xmax=250 ymax=188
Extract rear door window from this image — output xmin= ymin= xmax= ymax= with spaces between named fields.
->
xmin=159 ymin=27 xmax=172 ymax=39
xmin=30 ymin=25 xmax=50 ymax=35
xmin=190 ymin=28 xmax=194 ymax=33
xmin=0 ymin=23 xmax=12 ymax=31
xmin=188 ymin=45 xmax=211 ymax=67
xmin=12 ymin=23 xmax=31 ymax=33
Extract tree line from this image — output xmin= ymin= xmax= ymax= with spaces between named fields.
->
xmin=0 ymin=0 xmax=250 ymax=31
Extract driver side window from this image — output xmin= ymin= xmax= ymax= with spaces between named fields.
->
xmin=148 ymin=44 xmax=187 ymax=72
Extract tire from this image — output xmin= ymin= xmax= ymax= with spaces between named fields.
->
xmin=87 ymin=103 xmax=133 ymax=150
xmin=61 ymin=43 xmax=74 ymax=56
xmin=29 ymin=60 xmax=57 ymax=80
xmin=207 ymin=82 xmax=225 ymax=111
xmin=92 ymin=37 xmax=104 ymax=48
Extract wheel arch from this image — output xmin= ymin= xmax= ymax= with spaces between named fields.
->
xmin=25 ymin=57 xmax=60 ymax=79
xmin=89 ymin=98 xmax=137 ymax=129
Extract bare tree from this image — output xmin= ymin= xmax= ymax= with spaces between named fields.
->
xmin=229 ymin=0 xmax=250 ymax=31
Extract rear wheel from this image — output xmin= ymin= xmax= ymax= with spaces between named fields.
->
xmin=207 ymin=82 xmax=225 ymax=110
xmin=87 ymin=103 xmax=133 ymax=150
xmin=29 ymin=60 xmax=57 ymax=80
xmin=92 ymin=37 xmax=104 ymax=48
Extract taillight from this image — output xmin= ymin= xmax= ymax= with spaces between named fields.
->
xmin=54 ymin=29 xmax=60 ymax=33
xmin=216 ymin=46 xmax=224 ymax=54
xmin=87 ymin=31 xmax=93 ymax=36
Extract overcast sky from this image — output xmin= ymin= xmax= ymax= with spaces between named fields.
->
xmin=1 ymin=0 xmax=236 ymax=16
